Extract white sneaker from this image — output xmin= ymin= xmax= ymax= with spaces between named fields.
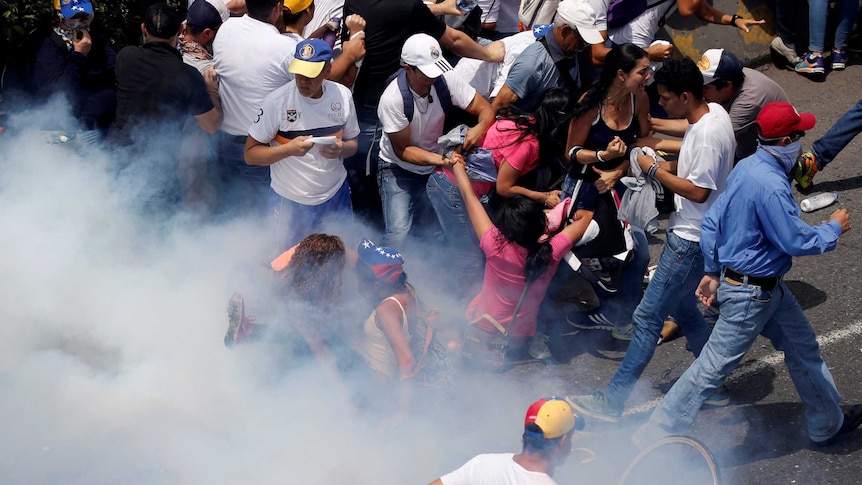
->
xmin=528 ymin=332 xmax=552 ymax=360
xmin=771 ymin=36 xmax=802 ymax=65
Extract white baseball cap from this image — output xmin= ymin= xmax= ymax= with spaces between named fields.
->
xmin=555 ymin=0 xmax=603 ymax=45
xmin=697 ymin=48 xmax=744 ymax=85
xmin=400 ymin=34 xmax=454 ymax=79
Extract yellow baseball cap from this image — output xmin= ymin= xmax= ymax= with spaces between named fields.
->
xmin=284 ymin=0 xmax=313 ymax=13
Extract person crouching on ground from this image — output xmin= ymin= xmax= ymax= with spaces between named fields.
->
xmin=352 ymin=237 xmax=427 ymax=429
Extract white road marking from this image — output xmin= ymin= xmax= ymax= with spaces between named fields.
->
xmin=625 ymin=320 xmax=862 ymax=415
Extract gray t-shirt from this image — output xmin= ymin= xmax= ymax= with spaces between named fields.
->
xmin=724 ymin=67 xmax=789 ymax=161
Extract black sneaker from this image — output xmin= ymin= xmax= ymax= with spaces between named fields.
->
xmin=566 ymin=311 xmax=615 ymax=331
xmin=810 ymin=405 xmax=862 ymax=447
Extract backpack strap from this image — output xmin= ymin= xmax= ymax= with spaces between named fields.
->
xmin=387 ymin=68 xmax=454 ymax=124
xmin=386 ymin=69 xmax=415 ymax=123
xmin=434 ymin=74 xmax=452 ymax=115
xmin=537 ymin=36 xmax=579 ymax=92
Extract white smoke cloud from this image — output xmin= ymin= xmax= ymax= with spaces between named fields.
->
xmin=0 ymin=101 xmax=585 ymax=484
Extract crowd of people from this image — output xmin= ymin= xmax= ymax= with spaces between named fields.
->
xmin=12 ymin=0 xmax=862 ymax=482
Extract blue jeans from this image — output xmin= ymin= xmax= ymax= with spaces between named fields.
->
xmin=214 ymin=132 xmax=271 ymax=220
xmin=635 ymin=278 xmax=844 ymax=444
xmin=269 ymin=179 xmax=354 ymax=254
xmin=426 ymin=170 xmax=487 ymax=294
xmin=606 ymin=231 xmax=713 ymax=406
xmin=343 ymin=104 xmax=383 ymax=224
xmin=619 ymin=226 xmax=651 ymax=317
xmin=561 ymin=173 xmax=578 ymax=200
xmin=378 ymin=163 xmax=437 ymax=247
xmin=808 ymin=0 xmax=860 ymax=51
xmin=812 ymin=99 xmax=862 ymax=168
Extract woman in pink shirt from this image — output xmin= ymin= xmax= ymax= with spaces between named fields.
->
xmin=449 ymin=158 xmax=593 ymax=354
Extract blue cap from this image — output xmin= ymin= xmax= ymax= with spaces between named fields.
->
xmin=187 ymin=0 xmax=224 ymax=31
xmin=289 ymin=39 xmax=334 ymax=78
xmin=59 ymin=0 xmax=93 ymax=18
xmin=532 ymin=23 xmax=553 ymax=39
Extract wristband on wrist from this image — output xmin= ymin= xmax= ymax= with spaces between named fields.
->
xmin=730 ymin=14 xmax=740 ymax=26
xmin=568 ymin=145 xmax=583 ymax=162
xmin=596 ymin=150 xmax=607 ymax=163
xmin=648 ymin=161 xmax=659 ymax=178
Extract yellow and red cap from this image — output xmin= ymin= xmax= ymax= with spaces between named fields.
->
xmin=524 ymin=397 xmax=577 ymax=439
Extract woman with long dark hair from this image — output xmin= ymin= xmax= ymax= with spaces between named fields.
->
xmin=449 ymin=156 xmax=593 ymax=354
xmin=427 ymin=88 xmax=574 ymax=296
xmin=559 ymin=43 xmax=653 ymax=339
xmin=564 ymin=43 xmax=652 ymax=198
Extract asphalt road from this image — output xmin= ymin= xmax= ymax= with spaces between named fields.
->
xmin=504 ymin=62 xmax=862 ymax=484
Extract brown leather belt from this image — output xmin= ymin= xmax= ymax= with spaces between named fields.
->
xmin=724 ymin=268 xmax=779 ymax=291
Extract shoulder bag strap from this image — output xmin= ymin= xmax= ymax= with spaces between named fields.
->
xmin=537 ymin=36 xmax=579 ymax=92
xmin=507 ymin=281 xmax=532 ymax=330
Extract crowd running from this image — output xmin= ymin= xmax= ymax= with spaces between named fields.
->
xmin=6 ymin=0 xmax=862 ymax=483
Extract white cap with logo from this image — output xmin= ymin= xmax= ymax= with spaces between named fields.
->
xmin=555 ymin=0 xmax=604 ymax=45
xmin=401 ymin=33 xmax=454 ymax=79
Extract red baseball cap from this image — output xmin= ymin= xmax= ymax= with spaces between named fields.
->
xmin=756 ymin=102 xmax=816 ymax=139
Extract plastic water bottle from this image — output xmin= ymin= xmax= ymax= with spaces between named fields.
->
xmin=800 ymin=192 xmax=838 ymax=212
xmin=322 ymin=17 xmax=341 ymax=48
xmin=456 ymin=0 xmax=478 ymax=14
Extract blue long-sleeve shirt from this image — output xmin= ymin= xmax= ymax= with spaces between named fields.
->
xmin=700 ymin=147 xmax=842 ymax=277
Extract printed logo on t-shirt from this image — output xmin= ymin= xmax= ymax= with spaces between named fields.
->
xmin=331 ymin=102 xmax=341 ymax=112
xmin=253 ymin=108 xmax=263 ymax=123
xmin=286 ymin=109 xmax=298 ymax=123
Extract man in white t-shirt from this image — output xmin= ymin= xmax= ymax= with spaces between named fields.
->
xmin=428 ymin=397 xmax=583 ymax=485
xmin=454 ymin=29 xmax=536 ymax=101
xmin=246 ymin=39 xmax=359 ymax=252
xmin=377 ymin=33 xmax=494 ymax=247
xmin=650 ymin=48 xmax=789 ymax=162
xmin=212 ymin=0 xmax=297 ymax=218
xmin=567 ymin=58 xmax=735 ymax=422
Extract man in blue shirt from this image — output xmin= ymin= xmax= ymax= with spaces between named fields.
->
xmin=634 ymin=102 xmax=862 ymax=448
xmin=491 ymin=0 xmax=603 ymax=112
